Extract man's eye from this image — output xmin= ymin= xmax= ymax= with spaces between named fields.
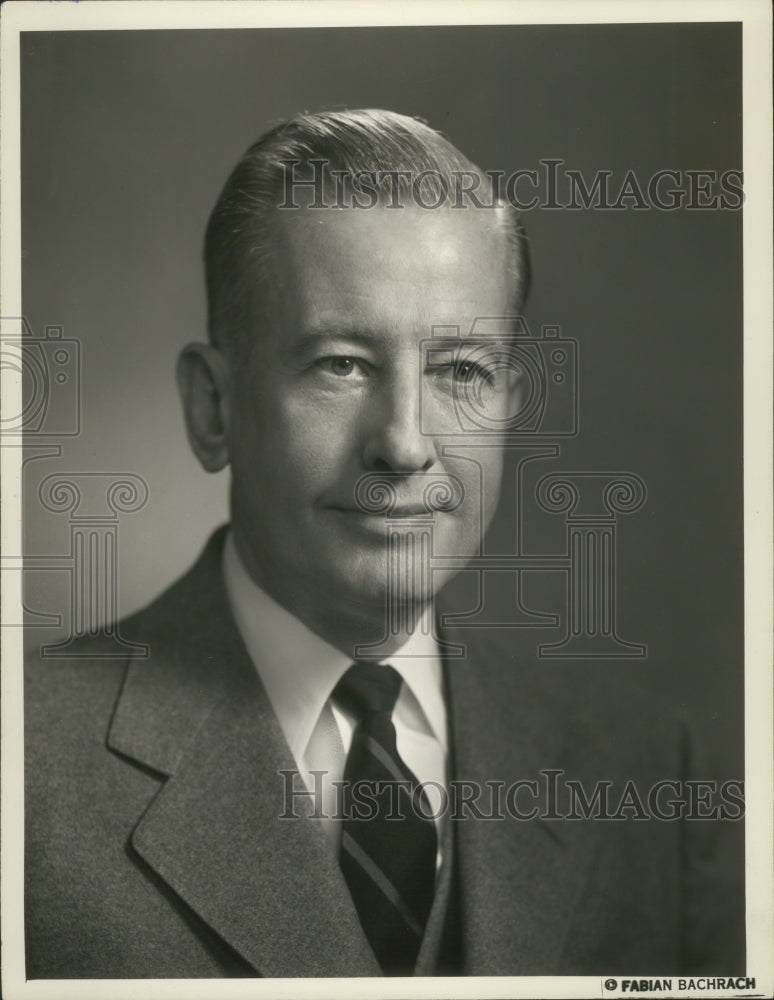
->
xmin=318 ymin=356 xmax=361 ymax=377
xmin=453 ymin=359 xmax=496 ymax=386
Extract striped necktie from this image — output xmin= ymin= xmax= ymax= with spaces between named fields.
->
xmin=333 ymin=662 xmax=437 ymax=975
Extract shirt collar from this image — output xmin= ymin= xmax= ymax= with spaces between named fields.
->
xmin=222 ymin=530 xmax=446 ymax=763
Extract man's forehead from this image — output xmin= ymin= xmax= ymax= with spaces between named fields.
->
xmin=270 ymin=203 xmax=510 ymax=292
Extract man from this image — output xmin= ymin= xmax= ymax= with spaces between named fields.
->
xmin=25 ymin=109 xmax=744 ymax=978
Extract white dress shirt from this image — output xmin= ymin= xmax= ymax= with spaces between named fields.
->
xmin=222 ymin=531 xmax=448 ymax=866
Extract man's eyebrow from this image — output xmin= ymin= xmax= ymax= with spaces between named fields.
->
xmin=423 ymin=335 xmax=516 ymax=349
xmin=287 ymin=330 xmax=519 ymax=357
xmin=288 ymin=328 xmax=377 ymax=353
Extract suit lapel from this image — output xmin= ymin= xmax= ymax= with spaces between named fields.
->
xmin=443 ymin=627 xmax=594 ymax=975
xmin=108 ymin=529 xmax=379 ymax=977
xmin=129 ymin=667 xmax=379 ymax=977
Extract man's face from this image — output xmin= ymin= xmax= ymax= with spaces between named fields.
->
xmin=226 ymin=203 xmax=518 ymax=633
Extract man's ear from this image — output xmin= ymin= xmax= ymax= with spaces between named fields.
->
xmin=176 ymin=343 xmax=233 ymax=472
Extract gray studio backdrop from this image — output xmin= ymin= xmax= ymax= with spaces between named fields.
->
xmin=20 ymin=24 xmax=743 ymax=777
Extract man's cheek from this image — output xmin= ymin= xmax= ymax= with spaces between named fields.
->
xmin=288 ymin=431 xmax=347 ymax=484
xmin=283 ymin=399 xmax=360 ymax=467
xmin=448 ymin=450 xmax=503 ymax=513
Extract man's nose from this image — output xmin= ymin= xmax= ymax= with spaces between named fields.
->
xmin=361 ymin=375 xmax=437 ymax=473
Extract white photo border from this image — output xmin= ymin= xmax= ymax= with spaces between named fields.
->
xmin=1 ymin=2 xmax=771 ymax=999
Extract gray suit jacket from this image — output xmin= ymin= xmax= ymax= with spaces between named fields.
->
xmin=25 ymin=527 xmax=744 ymax=978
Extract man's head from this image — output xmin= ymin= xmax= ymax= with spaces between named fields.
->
xmin=178 ymin=109 xmax=530 ymax=651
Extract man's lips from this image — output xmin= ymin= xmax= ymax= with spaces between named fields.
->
xmin=328 ymin=504 xmax=438 ymax=517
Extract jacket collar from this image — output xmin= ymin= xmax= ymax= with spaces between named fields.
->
xmin=108 ymin=526 xmax=240 ymax=777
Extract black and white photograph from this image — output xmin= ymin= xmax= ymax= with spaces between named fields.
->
xmin=1 ymin=2 xmax=771 ymax=998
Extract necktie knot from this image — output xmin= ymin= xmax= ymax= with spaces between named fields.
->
xmin=333 ymin=661 xmax=402 ymax=721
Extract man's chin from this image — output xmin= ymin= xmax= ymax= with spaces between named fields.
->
xmin=316 ymin=556 xmax=438 ymax=612
xmin=317 ymin=523 xmax=476 ymax=607
xmin=330 ymin=574 xmax=437 ymax=611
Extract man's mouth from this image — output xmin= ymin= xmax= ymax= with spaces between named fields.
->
xmin=329 ymin=504 xmax=438 ymax=518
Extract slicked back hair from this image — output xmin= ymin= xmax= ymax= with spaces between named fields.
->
xmin=204 ymin=109 xmax=530 ymax=359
